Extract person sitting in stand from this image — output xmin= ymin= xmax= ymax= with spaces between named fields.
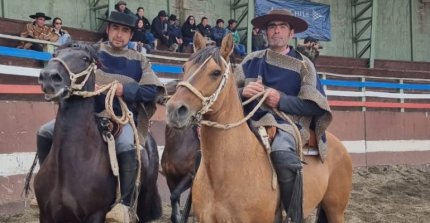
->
xmin=130 ymin=18 xmax=152 ymax=54
xmin=114 ymin=0 xmax=135 ymax=16
xmin=17 ymin=12 xmax=57 ymax=51
xmin=296 ymin=37 xmax=323 ymax=64
xmin=251 ymin=26 xmax=267 ymax=51
xmin=181 ymin=15 xmax=197 ymax=47
xmin=51 ymin=17 xmax=72 ymax=45
xmin=167 ymin=14 xmax=183 ymax=52
xmin=135 ymin=6 xmax=155 ymax=47
xmin=151 ymin=10 xmax=172 ymax=50
xmin=197 ymin=17 xmax=212 ymax=39
xmin=226 ymin=19 xmax=246 ymax=57
xmin=211 ymin=19 xmax=226 ymax=47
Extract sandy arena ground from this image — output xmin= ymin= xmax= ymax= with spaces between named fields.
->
xmin=1 ymin=164 xmax=429 ymax=223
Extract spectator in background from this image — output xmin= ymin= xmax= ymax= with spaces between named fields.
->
xmin=135 ymin=7 xmax=151 ymax=30
xmin=114 ymin=0 xmax=134 ymax=17
xmin=211 ymin=19 xmax=226 ymax=47
xmin=130 ymin=18 xmax=152 ymax=54
xmin=296 ymin=37 xmax=323 ymax=64
xmin=167 ymin=14 xmax=182 ymax=52
xmin=197 ymin=17 xmax=211 ymax=38
xmin=135 ymin=7 xmax=155 ymax=48
xmin=151 ymin=10 xmax=171 ymax=49
xmin=181 ymin=15 xmax=197 ymax=46
xmin=51 ymin=17 xmax=72 ymax=45
xmin=251 ymin=26 xmax=267 ymax=51
xmin=17 ymin=12 xmax=57 ymax=51
xmin=226 ymin=19 xmax=246 ymax=57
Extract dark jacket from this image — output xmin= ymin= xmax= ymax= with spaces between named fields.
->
xmin=168 ymin=22 xmax=182 ymax=38
xmin=211 ymin=26 xmax=226 ymax=46
xmin=131 ymin=28 xmax=148 ymax=44
xmin=151 ymin=16 xmax=167 ymax=39
xmin=182 ymin=23 xmax=196 ymax=39
xmin=197 ymin=23 xmax=211 ymax=37
xmin=136 ymin=15 xmax=151 ymax=31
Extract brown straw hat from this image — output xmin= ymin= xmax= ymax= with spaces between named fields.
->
xmin=251 ymin=9 xmax=308 ymax=33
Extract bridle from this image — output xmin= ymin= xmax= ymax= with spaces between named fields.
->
xmin=50 ymin=57 xmax=97 ymax=92
xmin=176 ymin=55 xmax=231 ymax=122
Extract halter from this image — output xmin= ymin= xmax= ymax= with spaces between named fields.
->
xmin=50 ymin=57 xmax=97 ymax=92
xmin=176 ymin=56 xmax=231 ymax=122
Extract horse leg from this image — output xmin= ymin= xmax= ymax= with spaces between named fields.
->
xmin=85 ymin=211 xmax=107 ymax=223
xmin=321 ymin=152 xmax=352 ymax=223
xmin=170 ymin=173 xmax=193 ymax=223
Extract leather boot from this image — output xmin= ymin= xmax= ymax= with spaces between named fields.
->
xmin=106 ymin=150 xmax=138 ymax=223
xmin=37 ymin=135 xmax=52 ymax=164
xmin=270 ymin=150 xmax=303 ymax=223
xmin=118 ymin=150 xmax=138 ymax=206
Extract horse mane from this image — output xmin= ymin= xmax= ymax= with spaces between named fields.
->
xmin=53 ymin=42 xmax=102 ymax=68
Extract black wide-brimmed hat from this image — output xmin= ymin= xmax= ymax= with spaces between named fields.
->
xmin=29 ymin=12 xmax=51 ymax=20
xmin=98 ymin=11 xmax=136 ymax=29
xmin=251 ymin=9 xmax=308 ymax=33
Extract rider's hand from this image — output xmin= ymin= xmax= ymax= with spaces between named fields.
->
xmin=115 ymin=83 xmax=124 ymax=97
xmin=264 ymin=88 xmax=280 ymax=108
xmin=242 ymin=80 xmax=264 ymax=98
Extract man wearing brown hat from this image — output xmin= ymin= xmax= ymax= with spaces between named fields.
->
xmin=238 ymin=9 xmax=332 ymax=223
xmin=18 ymin=12 xmax=58 ymax=51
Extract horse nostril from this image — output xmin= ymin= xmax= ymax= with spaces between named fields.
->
xmin=177 ymin=105 xmax=189 ymax=117
xmin=51 ymin=73 xmax=63 ymax=82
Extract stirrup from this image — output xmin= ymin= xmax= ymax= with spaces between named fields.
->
xmin=106 ymin=203 xmax=132 ymax=223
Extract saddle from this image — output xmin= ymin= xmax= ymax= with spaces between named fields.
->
xmin=264 ymin=126 xmax=318 ymax=155
xmin=96 ymin=116 xmax=122 ymax=138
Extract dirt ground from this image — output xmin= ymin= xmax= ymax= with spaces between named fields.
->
xmin=1 ymin=164 xmax=429 ymax=223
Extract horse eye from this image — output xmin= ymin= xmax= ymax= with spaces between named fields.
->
xmin=211 ymin=70 xmax=221 ymax=78
xmin=82 ymin=56 xmax=89 ymax=62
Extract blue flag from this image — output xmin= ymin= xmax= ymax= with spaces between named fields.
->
xmin=255 ymin=0 xmax=331 ymax=41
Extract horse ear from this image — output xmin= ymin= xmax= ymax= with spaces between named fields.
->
xmin=193 ymin=31 xmax=206 ymax=52
xmin=220 ymin=33 xmax=234 ymax=60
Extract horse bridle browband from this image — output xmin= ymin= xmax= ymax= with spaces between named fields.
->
xmin=176 ymin=56 xmax=231 ymax=122
xmin=50 ymin=57 xmax=97 ymax=92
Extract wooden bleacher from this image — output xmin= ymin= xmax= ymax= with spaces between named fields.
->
xmin=1 ymin=17 xmax=430 ymax=81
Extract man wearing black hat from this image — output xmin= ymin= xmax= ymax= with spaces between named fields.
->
xmin=98 ymin=11 xmax=164 ymax=222
xmin=237 ymin=9 xmax=332 ymax=223
xmin=34 ymin=11 xmax=164 ymax=222
xmin=18 ymin=12 xmax=57 ymax=51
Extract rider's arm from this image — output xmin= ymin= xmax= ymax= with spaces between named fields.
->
xmin=278 ymin=92 xmax=325 ymax=116
xmin=123 ymin=83 xmax=158 ymax=103
xmin=123 ymin=56 xmax=161 ymax=103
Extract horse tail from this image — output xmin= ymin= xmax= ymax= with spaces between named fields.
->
xmin=22 ymin=153 xmax=39 ymax=198
xmin=316 ymin=206 xmax=328 ymax=223
xmin=137 ymin=133 xmax=162 ymax=222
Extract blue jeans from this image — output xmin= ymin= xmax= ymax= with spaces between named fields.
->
xmin=38 ymin=120 xmax=135 ymax=154
xmin=234 ymin=44 xmax=246 ymax=57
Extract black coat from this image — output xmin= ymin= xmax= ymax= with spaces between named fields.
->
xmin=151 ymin=17 xmax=166 ymax=39
xmin=136 ymin=15 xmax=151 ymax=31
xmin=197 ymin=24 xmax=211 ymax=37
xmin=131 ymin=28 xmax=148 ymax=44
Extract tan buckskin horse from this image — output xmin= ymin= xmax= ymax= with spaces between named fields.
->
xmin=166 ymin=32 xmax=352 ymax=223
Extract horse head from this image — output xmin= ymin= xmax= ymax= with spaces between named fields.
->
xmin=38 ymin=43 xmax=99 ymax=102
xmin=166 ymin=32 xmax=234 ymax=128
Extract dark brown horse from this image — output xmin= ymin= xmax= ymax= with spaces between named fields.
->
xmin=35 ymin=43 xmax=161 ymax=223
xmin=166 ymin=33 xmax=352 ymax=222
xmin=161 ymin=124 xmax=200 ymax=223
